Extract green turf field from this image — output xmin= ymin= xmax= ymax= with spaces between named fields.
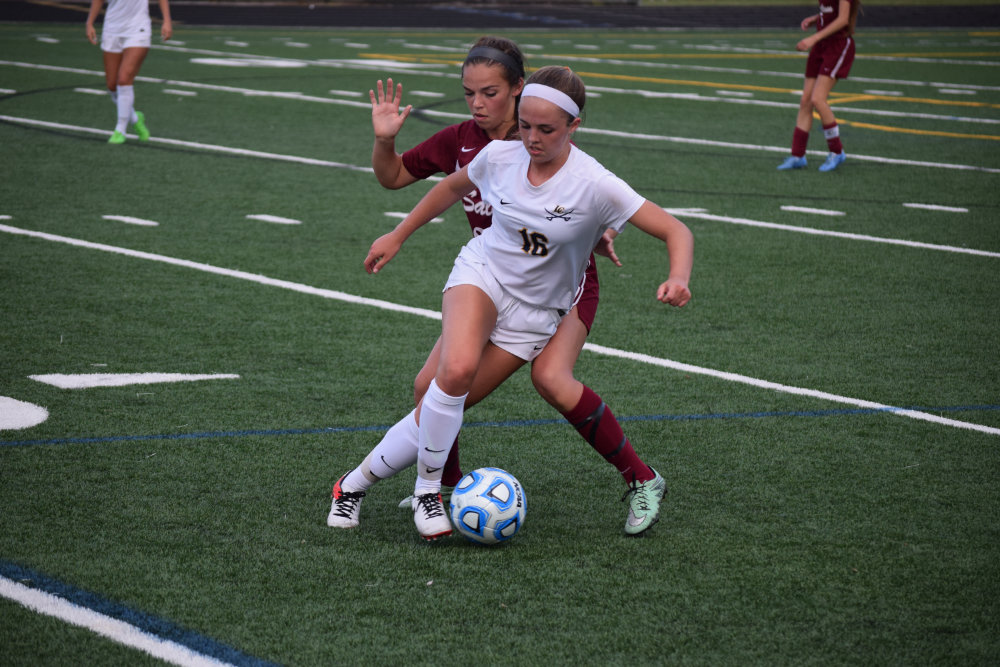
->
xmin=1 ymin=19 xmax=999 ymax=666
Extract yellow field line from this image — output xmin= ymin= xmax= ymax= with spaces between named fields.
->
xmin=836 ymin=117 xmax=1000 ymax=141
xmin=28 ymin=0 xmax=90 ymax=13
xmin=828 ymin=94 xmax=880 ymax=105
xmin=879 ymin=52 xmax=1000 ymax=58
xmin=363 ymin=54 xmax=1000 ymax=111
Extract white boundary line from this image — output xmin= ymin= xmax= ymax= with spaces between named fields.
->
xmin=2 ymin=58 xmax=998 ymax=173
xmin=666 ymin=209 xmax=1000 ymax=259
xmin=2 ymin=115 xmax=996 ymax=258
xmin=0 ymin=576 xmax=236 ymax=667
xmin=4 ymin=111 xmax=999 ymax=185
xmin=1 ymin=223 xmax=996 ymax=437
xmin=0 ymin=114 xmax=375 ymax=172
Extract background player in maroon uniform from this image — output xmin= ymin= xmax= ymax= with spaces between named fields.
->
xmin=362 ymin=37 xmax=668 ymax=535
xmin=778 ymin=0 xmax=860 ymax=172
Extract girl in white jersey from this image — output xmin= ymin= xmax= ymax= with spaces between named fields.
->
xmin=329 ymin=66 xmax=694 ymax=541
xmin=86 ymin=0 xmax=173 ymax=144
xmin=370 ymin=37 xmax=677 ymax=537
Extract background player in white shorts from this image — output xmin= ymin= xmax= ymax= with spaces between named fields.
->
xmin=328 ymin=66 xmax=694 ymax=542
xmin=86 ymin=0 xmax=172 ymax=144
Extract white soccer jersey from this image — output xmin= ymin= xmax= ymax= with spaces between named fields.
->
xmin=102 ymin=0 xmax=151 ymax=35
xmin=467 ymin=140 xmax=645 ymax=312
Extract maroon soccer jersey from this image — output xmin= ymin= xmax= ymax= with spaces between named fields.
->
xmin=817 ymin=0 xmax=855 ymax=36
xmin=401 ymin=119 xmax=494 ymax=235
xmin=808 ymin=0 xmax=857 ymax=79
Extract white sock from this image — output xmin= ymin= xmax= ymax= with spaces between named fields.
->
xmin=341 ymin=410 xmax=419 ymax=492
xmin=115 ymin=84 xmax=135 ymax=133
xmin=414 ymin=380 xmax=467 ymax=496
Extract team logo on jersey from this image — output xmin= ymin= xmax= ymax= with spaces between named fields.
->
xmin=462 ymin=189 xmax=492 ymax=217
xmin=544 ymin=205 xmax=574 ymax=222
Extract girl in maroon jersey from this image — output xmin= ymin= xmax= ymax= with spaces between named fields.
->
xmin=778 ymin=0 xmax=860 ymax=172
xmin=355 ymin=37 xmax=668 ymax=536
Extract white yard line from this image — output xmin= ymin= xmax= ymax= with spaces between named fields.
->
xmin=0 ymin=576 xmax=237 ymax=667
xmin=3 ymin=110 xmax=996 ymax=175
xmin=666 ymin=209 xmax=1000 ymax=258
xmin=4 ymin=56 xmax=998 ymax=129
xmin=2 ymin=113 xmax=994 ymax=255
xmin=102 ymin=215 xmax=160 ymax=227
xmin=1 ymin=222 xmax=996 ymax=437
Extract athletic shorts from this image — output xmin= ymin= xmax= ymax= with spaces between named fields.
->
xmin=444 ymin=240 xmax=563 ymax=362
xmin=806 ymin=35 xmax=855 ymax=80
xmin=101 ymin=23 xmax=152 ymax=53
xmin=574 ymin=257 xmax=599 ymax=332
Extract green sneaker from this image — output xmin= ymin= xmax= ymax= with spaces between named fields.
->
xmin=108 ymin=130 xmax=126 ymax=144
xmin=622 ymin=469 xmax=666 ymax=536
xmin=133 ymin=111 xmax=150 ymax=141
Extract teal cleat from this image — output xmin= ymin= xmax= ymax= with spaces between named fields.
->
xmin=622 ymin=468 xmax=667 ymax=536
xmin=777 ymin=155 xmax=807 ymax=170
xmin=818 ymin=152 xmax=846 ymax=172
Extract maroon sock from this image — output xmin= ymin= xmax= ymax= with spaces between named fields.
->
xmin=441 ymin=436 xmax=463 ymax=487
xmin=792 ymin=127 xmax=809 ymax=157
xmin=823 ymin=122 xmax=843 ymax=154
xmin=564 ymin=386 xmax=653 ymax=484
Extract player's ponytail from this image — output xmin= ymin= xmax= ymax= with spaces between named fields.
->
xmin=848 ymin=0 xmax=861 ymax=36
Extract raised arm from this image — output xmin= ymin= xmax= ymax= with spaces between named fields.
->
xmin=626 ymin=200 xmax=694 ymax=307
xmin=364 ymin=167 xmax=476 ymax=274
xmin=370 ymin=78 xmax=419 ymax=190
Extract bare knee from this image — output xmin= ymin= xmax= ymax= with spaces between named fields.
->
xmin=434 ymin=362 xmax=477 ymax=397
xmin=530 ymin=359 xmax=574 ymax=409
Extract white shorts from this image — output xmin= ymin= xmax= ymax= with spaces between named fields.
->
xmin=444 ymin=239 xmax=563 ymax=362
xmin=101 ymin=23 xmax=152 ymax=53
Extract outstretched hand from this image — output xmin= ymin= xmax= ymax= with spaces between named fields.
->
xmin=656 ymin=279 xmax=691 ymax=307
xmin=370 ymin=78 xmax=412 ymax=140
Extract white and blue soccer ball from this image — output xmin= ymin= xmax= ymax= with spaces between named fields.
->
xmin=449 ymin=467 xmax=526 ymax=545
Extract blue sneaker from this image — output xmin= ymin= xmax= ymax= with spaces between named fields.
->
xmin=777 ymin=155 xmax=807 ymax=170
xmin=818 ymin=152 xmax=846 ymax=172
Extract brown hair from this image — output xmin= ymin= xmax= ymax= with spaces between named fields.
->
xmin=524 ymin=65 xmax=586 ymax=121
xmin=848 ymin=0 xmax=861 ymax=36
xmin=463 ymin=36 xmax=526 ymax=89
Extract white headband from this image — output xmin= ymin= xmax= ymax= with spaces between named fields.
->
xmin=521 ymin=83 xmax=580 ymax=118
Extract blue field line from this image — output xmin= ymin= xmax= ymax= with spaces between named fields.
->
xmin=0 ymin=560 xmax=280 ymax=667
xmin=2 ymin=404 xmax=998 ymax=448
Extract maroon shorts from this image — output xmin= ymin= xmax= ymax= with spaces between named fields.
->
xmin=806 ymin=34 xmax=855 ymax=80
xmin=574 ymin=255 xmax=600 ymax=333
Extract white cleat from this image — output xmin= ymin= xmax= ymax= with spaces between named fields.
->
xmin=412 ymin=492 xmax=452 ymax=540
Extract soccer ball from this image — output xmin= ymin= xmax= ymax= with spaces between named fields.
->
xmin=449 ymin=467 xmax=526 ymax=545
